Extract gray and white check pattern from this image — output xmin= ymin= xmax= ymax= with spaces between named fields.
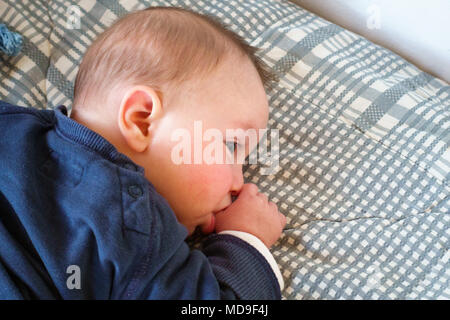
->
xmin=1 ymin=0 xmax=448 ymax=299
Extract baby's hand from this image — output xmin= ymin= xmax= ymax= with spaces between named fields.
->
xmin=214 ymin=183 xmax=286 ymax=248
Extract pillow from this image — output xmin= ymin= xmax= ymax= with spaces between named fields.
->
xmin=290 ymin=0 xmax=450 ymax=83
xmin=0 ymin=0 xmax=448 ymax=299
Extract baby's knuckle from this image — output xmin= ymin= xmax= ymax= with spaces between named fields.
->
xmin=245 ymin=183 xmax=258 ymax=194
xmin=258 ymin=197 xmax=266 ymax=205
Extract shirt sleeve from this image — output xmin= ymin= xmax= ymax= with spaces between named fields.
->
xmin=218 ymin=231 xmax=284 ymax=291
xmin=123 ymin=230 xmax=282 ymax=300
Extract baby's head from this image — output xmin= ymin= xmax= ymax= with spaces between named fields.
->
xmin=71 ymin=7 xmax=276 ymax=235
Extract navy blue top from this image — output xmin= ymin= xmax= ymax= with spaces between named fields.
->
xmin=0 ymin=101 xmax=281 ymax=299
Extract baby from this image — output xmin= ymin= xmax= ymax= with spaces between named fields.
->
xmin=0 ymin=7 xmax=285 ymax=299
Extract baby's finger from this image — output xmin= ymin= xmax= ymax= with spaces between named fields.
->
xmin=257 ymin=192 xmax=268 ymax=203
xmin=268 ymin=201 xmax=277 ymax=211
xmin=240 ymin=183 xmax=258 ymax=197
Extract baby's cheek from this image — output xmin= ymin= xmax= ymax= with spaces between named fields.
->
xmin=188 ymin=164 xmax=231 ymax=200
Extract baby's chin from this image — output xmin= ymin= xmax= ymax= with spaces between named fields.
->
xmin=183 ymin=223 xmax=196 ymax=236
xmin=183 ymin=215 xmax=215 ymax=236
xmin=184 ymin=222 xmax=204 ymax=236
xmin=200 ymin=215 xmax=215 ymax=235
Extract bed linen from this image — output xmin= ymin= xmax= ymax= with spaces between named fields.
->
xmin=0 ymin=0 xmax=448 ymax=299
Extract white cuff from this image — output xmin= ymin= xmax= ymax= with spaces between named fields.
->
xmin=218 ymin=230 xmax=284 ymax=291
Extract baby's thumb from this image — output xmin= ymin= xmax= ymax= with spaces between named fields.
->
xmin=213 ymin=204 xmax=239 ymax=233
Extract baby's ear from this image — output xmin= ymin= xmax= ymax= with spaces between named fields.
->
xmin=117 ymin=85 xmax=162 ymax=153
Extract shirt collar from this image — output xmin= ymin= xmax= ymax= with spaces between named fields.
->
xmin=53 ymin=105 xmax=145 ymax=174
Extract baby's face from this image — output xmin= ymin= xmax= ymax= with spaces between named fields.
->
xmin=136 ymin=56 xmax=269 ymax=235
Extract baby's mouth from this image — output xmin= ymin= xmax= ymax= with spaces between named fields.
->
xmin=200 ymin=205 xmax=230 ymax=235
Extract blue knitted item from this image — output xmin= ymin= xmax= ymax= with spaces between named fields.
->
xmin=0 ymin=23 xmax=23 ymax=56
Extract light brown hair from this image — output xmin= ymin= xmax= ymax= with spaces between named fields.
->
xmin=72 ymin=6 xmax=277 ymax=114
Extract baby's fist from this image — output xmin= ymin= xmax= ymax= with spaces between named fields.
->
xmin=215 ymin=183 xmax=286 ymax=248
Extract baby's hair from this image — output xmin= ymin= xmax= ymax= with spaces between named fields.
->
xmin=72 ymin=6 xmax=277 ymax=113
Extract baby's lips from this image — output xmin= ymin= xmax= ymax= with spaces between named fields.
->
xmin=201 ymin=214 xmax=215 ymax=235
xmin=201 ymin=204 xmax=231 ymax=234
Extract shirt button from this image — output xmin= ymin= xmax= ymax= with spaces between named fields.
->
xmin=124 ymin=163 xmax=136 ymax=171
xmin=128 ymin=185 xmax=143 ymax=198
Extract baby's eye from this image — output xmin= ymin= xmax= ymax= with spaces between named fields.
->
xmin=225 ymin=141 xmax=238 ymax=153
